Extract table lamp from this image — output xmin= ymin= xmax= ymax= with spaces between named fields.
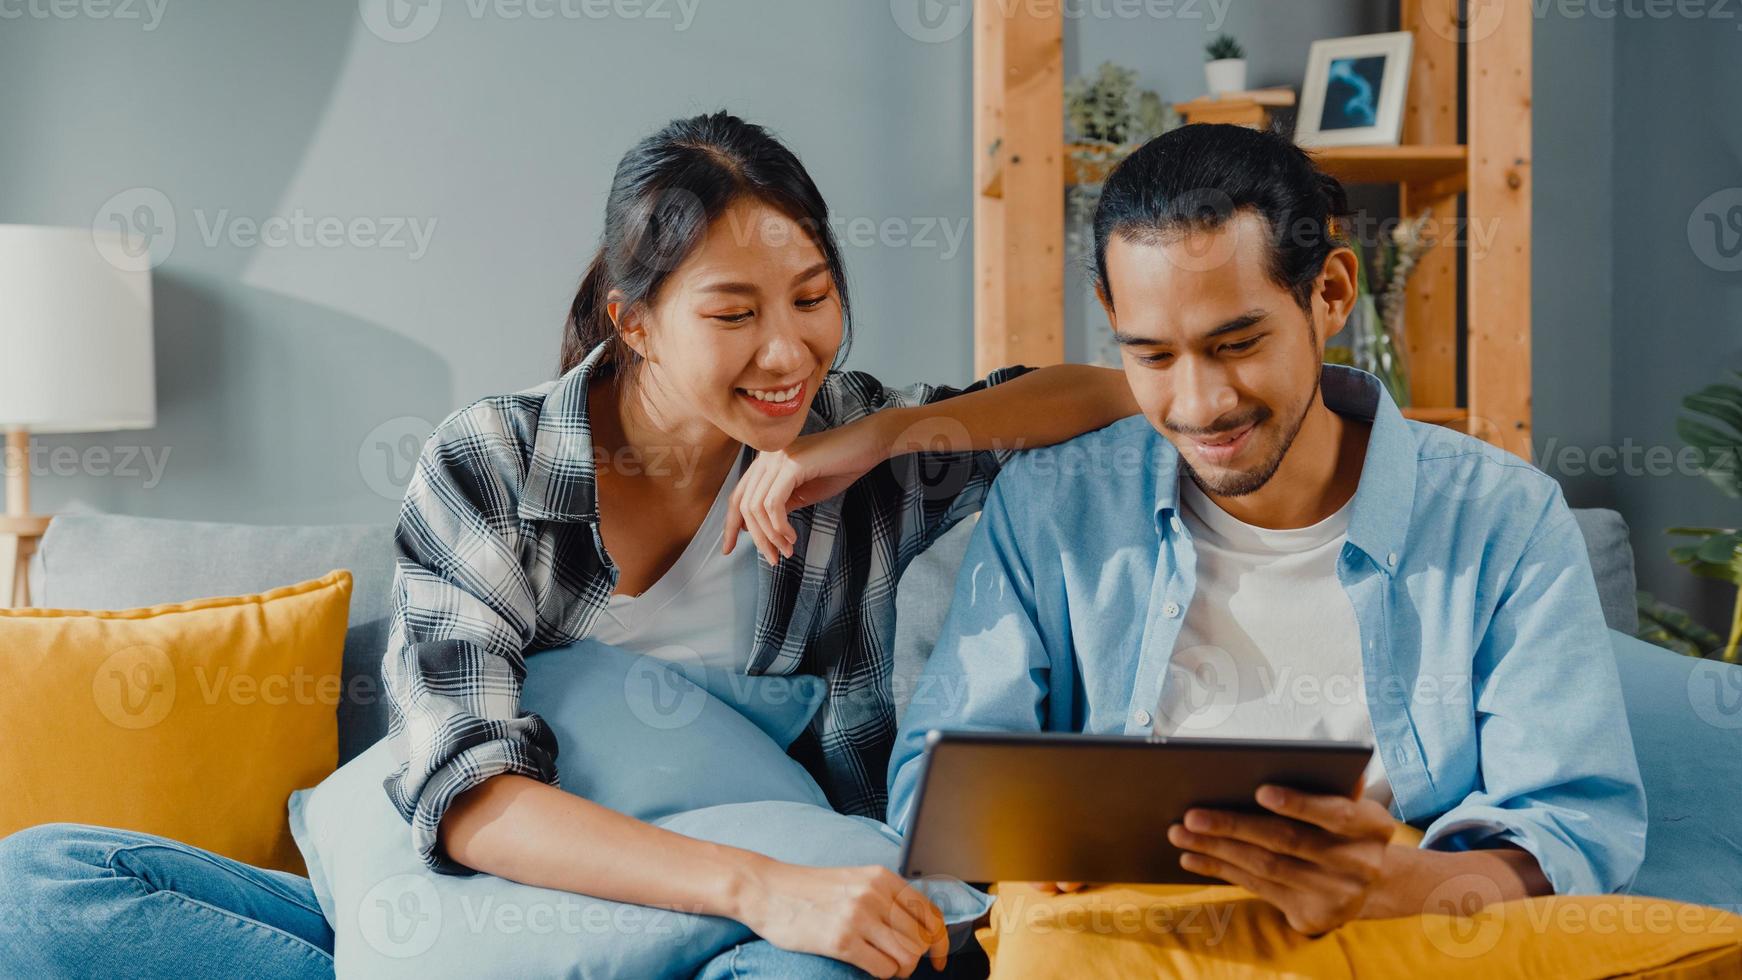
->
xmin=0 ymin=224 xmax=156 ymax=607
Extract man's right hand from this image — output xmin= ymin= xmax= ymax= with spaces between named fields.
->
xmin=734 ymin=859 xmax=949 ymax=978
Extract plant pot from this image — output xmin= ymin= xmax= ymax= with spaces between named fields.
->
xmin=1204 ymin=58 xmax=1247 ymax=96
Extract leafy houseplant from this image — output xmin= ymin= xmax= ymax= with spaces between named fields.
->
xmin=1324 ymin=213 xmax=1431 ymax=407
xmin=1204 ymin=34 xmax=1247 ymax=95
xmin=1063 ymin=62 xmax=1179 ymax=365
xmin=1639 ymin=373 xmax=1742 ymax=662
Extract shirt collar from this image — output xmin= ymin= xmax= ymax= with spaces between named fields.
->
xmin=518 ymin=341 xmax=610 ymax=523
xmin=1152 ymin=364 xmax=1416 ymax=574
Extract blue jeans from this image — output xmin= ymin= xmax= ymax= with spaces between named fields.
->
xmin=695 ymin=940 xmax=873 ymax=979
xmin=0 ymin=823 xmax=333 ymax=980
xmin=1 ymin=823 xmax=964 ymax=979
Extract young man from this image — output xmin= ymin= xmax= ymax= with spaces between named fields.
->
xmin=887 ymin=124 xmax=1645 ymax=943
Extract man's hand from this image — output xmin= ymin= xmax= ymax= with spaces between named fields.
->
xmin=1166 ymin=784 xmax=1396 ymax=935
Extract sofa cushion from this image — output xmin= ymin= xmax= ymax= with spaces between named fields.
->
xmin=30 ymin=515 xmax=396 ymax=764
xmin=1573 ymin=507 xmax=1639 ymax=634
xmin=1611 ymin=630 xmax=1742 ymax=909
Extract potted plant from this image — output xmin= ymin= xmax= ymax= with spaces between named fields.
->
xmin=1636 ymin=371 xmax=1742 ymax=662
xmin=1205 ymin=34 xmax=1247 ymax=96
xmin=1324 ymin=212 xmax=1431 ymax=407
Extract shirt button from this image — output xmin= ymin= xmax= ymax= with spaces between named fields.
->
xmin=1387 ymin=552 xmax=1398 ymax=568
xmin=1169 ymin=515 xmax=1184 ymax=535
xmin=1134 ymin=709 xmax=1153 ymax=727
xmin=1162 ymin=601 xmax=1182 ymax=618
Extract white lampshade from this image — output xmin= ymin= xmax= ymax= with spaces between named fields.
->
xmin=0 ymin=224 xmax=155 ymax=433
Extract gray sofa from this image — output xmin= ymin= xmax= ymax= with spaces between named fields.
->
xmin=27 ymin=508 xmax=1742 ymax=911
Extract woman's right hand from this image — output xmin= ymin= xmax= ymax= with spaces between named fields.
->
xmin=733 ymin=859 xmax=950 ymax=978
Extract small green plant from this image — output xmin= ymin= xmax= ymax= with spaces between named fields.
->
xmin=1636 ymin=371 xmax=1742 ymax=662
xmin=1206 ymin=34 xmax=1244 ymax=62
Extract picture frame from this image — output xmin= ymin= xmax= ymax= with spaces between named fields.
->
xmin=1295 ymin=31 xmax=1415 ymax=148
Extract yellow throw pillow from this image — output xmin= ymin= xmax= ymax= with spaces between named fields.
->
xmin=978 ymin=822 xmax=1742 ymax=978
xmin=0 ymin=571 xmax=352 ymax=874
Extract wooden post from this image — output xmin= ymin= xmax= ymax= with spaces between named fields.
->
xmin=973 ymin=0 xmax=1064 ymax=376
xmin=1399 ymin=0 xmax=1461 ymax=413
xmin=1466 ymin=0 xmax=1534 ymax=459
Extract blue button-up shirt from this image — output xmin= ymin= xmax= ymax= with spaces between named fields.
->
xmin=888 ymin=365 xmax=1647 ymax=896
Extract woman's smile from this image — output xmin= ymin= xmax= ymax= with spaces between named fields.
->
xmin=736 ymin=380 xmax=808 ymax=417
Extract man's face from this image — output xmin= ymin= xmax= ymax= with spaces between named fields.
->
xmin=1100 ymin=211 xmax=1347 ymax=496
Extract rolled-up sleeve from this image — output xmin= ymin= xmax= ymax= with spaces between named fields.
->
xmin=837 ymin=366 xmax=1032 ymax=561
xmin=380 ymin=402 xmax=561 ymax=875
xmin=1419 ymin=491 xmax=1649 ymax=895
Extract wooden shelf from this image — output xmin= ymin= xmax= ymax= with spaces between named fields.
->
xmin=1308 ymin=145 xmax=1467 ymax=193
xmin=1058 ymin=144 xmax=1469 ymax=201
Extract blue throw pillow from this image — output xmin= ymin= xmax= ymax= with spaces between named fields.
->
xmin=289 ymin=641 xmax=990 ymax=979
xmin=517 ymin=640 xmax=831 ymax=820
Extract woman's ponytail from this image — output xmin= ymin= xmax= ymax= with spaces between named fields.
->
xmin=558 ymin=246 xmax=617 ymax=376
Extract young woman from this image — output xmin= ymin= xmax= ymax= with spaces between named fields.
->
xmin=0 ymin=112 xmax=1137 ymax=979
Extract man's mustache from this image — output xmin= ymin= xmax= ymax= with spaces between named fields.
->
xmin=1163 ymin=405 xmax=1273 ymax=438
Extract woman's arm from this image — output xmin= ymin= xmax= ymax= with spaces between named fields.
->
xmin=868 ymin=363 xmax=1138 ymax=460
xmin=442 ymin=774 xmax=948 ymax=976
xmin=728 ymin=364 xmax=1137 ymax=561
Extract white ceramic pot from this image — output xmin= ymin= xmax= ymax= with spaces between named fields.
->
xmin=1204 ymin=58 xmax=1247 ymax=96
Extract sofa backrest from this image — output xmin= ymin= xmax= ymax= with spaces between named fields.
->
xmin=30 ymin=515 xmax=398 ymax=764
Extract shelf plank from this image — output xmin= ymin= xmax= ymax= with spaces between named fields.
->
xmin=1308 ymin=145 xmax=1467 ymax=187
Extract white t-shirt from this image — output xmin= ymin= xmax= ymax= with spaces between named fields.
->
xmin=1154 ymin=477 xmax=1393 ymax=809
xmin=587 ymin=461 xmax=760 ymax=672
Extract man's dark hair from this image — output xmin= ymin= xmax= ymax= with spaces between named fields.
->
xmin=1091 ymin=123 xmax=1352 ymax=313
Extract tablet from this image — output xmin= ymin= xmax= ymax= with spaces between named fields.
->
xmin=897 ymin=730 xmax=1374 ymax=885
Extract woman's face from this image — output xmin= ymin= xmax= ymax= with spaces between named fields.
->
xmin=617 ymin=197 xmax=842 ymax=453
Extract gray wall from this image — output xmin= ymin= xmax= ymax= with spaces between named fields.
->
xmin=3 ymin=2 xmax=1735 ymax=627
xmin=1604 ymin=11 xmax=1742 ymax=627
xmin=1 ymin=0 xmax=979 ymax=524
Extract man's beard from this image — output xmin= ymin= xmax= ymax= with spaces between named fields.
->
xmin=1178 ymin=368 xmax=1321 ymax=498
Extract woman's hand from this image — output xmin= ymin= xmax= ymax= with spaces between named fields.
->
xmin=1165 ymin=784 xmax=1398 ymax=935
xmin=732 ymin=858 xmax=950 ymax=978
xmin=724 ymin=414 xmax=900 ymax=564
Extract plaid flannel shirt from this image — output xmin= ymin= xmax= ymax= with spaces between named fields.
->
xmin=382 ymin=341 xmax=1029 ymax=872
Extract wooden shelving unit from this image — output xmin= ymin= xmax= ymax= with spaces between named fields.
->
xmin=973 ymin=0 xmax=1534 ymax=458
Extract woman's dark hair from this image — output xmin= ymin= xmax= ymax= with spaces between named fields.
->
xmin=559 ymin=111 xmax=852 ymax=377
xmin=1091 ymin=123 xmax=1351 ymax=314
